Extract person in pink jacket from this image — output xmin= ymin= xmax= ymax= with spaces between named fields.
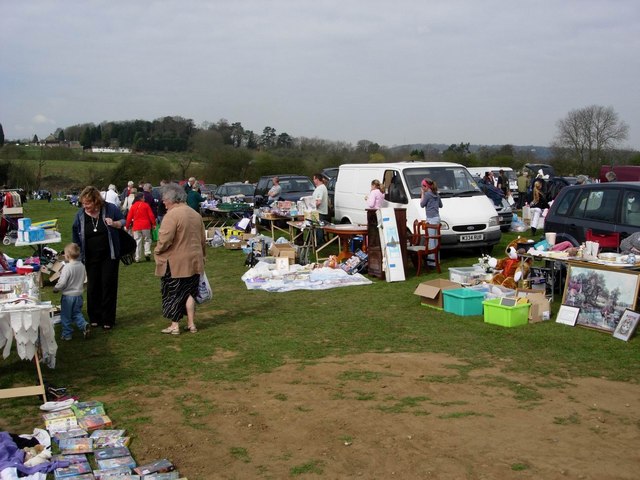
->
xmin=125 ymin=192 xmax=156 ymax=262
xmin=365 ymin=179 xmax=385 ymax=209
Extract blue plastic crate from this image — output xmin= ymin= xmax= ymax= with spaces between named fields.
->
xmin=443 ymin=288 xmax=485 ymax=316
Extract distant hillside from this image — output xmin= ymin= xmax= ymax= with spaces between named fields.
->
xmin=390 ymin=143 xmax=553 ymax=160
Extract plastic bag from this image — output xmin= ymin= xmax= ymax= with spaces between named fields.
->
xmin=195 ymin=272 xmax=212 ymax=304
xmin=151 ymin=224 xmax=159 ymax=242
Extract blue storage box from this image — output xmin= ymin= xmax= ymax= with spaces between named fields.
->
xmin=443 ymin=288 xmax=485 ymax=316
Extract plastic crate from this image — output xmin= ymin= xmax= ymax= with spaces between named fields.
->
xmin=448 ymin=267 xmax=491 ymax=285
xmin=482 ymin=298 xmax=531 ymax=327
xmin=466 ymin=283 xmax=515 ymax=300
xmin=443 ymin=288 xmax=485 ymax=316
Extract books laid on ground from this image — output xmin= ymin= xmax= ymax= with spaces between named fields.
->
xmin=97 ymin=455 xmax=137 ymax=471
xmin=94 ymin=446 xmax=131 ymax=460
xmin=58 ymin=437 xmax=93 ymax=454
xmin=142 ymin=472 xmax=181 ymax=480
xmin=133 ymin=459 xmax=175 ymax=476
xmin=92 ymin=465 xmax=132 ymax=479
xmin=53 ymin=428 xmax=88 ymax=444
xmin=51 ymin=453 xmax=88 ymax=464
xmin=53 ymin=459 xmax=92 ymax=478
xmin=78 ymin=414 xmax=112 ymax=432
xmin=72 ymin=400 xmax=106 ymax=418
xmin=43 ymin=408 xmax=78 ymax=434
xmin=90 ymin=429 xmax=129 ymax=448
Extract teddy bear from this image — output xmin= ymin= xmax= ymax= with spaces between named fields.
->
xmin=488 ymin=237 xmax=531 ymax=289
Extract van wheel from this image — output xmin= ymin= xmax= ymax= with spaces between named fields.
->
xmin=478 ymin=245 xmax=494 ymax=255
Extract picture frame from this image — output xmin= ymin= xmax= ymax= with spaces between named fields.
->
xmin=556 ymin=305 xmax=579 ymax=326
xmin=612 ymin=309 xmax=640 ymax=341
xmin=562 ymin=263 xmax=640 ymax=332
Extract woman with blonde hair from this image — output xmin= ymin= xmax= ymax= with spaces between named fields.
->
xmin=72 ymin=186 xmax=126 ymax=330
xmin=529 ymin=179 xmax=549 ymax=236
xmin=365 ymin=179 xmax=385 ymax=209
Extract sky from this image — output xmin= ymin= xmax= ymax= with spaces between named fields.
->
xmin=1 ymin=0 xmax=639 ymax=150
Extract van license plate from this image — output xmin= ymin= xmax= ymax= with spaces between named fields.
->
xmin=460 ymin=234 xmax=483 ymax=242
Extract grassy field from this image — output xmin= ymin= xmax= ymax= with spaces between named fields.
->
xmin=1 ymin=200 xmax=639 ymax=428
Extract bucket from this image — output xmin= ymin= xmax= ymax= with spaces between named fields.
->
xmin=545 ymin=232 xmax=556 ymax=246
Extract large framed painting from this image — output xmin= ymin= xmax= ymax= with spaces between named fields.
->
xmin=562 ymin=263 xmax=640 ymax=332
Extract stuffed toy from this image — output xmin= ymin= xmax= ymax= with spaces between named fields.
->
xmin=488 ymin=237 xmax=531 ymax=289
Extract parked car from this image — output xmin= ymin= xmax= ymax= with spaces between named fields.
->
xmin=254 ymin=175 xmax=315 ymax=206
xmin=544 ymin=182 xmax=640 ymax=245
xmin=213 ymin=182 xmax=255 ymax=203
xmin=467 ymin=166 xmax=519 ymax=202
xmin=599 ymin=165 xmax=640 ymax=182
xmin=200 ymin=183 xmax=218 ymax=199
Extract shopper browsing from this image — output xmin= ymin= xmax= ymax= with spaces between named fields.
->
xmin=53 ymin=243 xmax=90 ymax=341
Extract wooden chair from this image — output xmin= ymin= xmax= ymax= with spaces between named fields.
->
xmin=586 ymin=229 xmax=620 ymax=252
xmin=407 ymin=220 xmax=441 ymax=275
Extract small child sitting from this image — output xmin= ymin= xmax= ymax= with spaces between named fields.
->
xmin=53 ymin=243 xmax=89 ymax=341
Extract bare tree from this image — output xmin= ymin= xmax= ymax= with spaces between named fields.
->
xmin=554 ymin=105 xmax=629 ymax=170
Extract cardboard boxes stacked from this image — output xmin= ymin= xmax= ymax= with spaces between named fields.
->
xmin=269 ymin=242 xmax=296 ymax=265
xmin=18 ymin=218 xmax=46 ymax=243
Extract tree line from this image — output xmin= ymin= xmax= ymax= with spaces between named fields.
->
xmin=0 ymin=105 xmax=637 ymax=192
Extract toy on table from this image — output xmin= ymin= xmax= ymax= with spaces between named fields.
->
xmin=488 ymin=237 xmax=532 ymax=289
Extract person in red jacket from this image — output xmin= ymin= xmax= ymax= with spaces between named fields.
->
xmin=125 ymin=193 xmax=157 ymax=262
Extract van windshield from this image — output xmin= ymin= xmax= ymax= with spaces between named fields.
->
xmin=403 ymin=167 xmax=483 ymax=198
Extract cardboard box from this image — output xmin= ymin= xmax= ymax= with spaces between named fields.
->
xmin=224 ymin=239 xmax=243 ymax=250
xmin=269 ymin=242 xmax=296 ymax=264
xmin=413 ymin=279 xmax=462 ymax=309
xmin=516 ymin=289 xmax=551 ymax=322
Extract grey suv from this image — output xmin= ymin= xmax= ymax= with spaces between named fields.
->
xmin=254 ymin=175 xmax=315 ymax=206
xmin=544 ymin=182 xmax=640 ymax=245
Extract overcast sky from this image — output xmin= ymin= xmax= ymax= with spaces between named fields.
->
xmin=1 ymin=0 xmax=638 ymax=150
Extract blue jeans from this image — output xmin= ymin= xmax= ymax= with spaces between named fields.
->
xmin=61 ymin=295 xmax=87 ymax=338
xmin=426 ymin=216 xmax=441 ymax=263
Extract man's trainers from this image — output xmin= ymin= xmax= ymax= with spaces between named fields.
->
xmin=83 ymin=324 xmax=90 ymax=339
xmin=61 ymin=336 xmax=72 ymax=341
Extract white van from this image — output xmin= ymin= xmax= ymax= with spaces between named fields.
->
xmin=334 ymin=162 xmax=502 ymax=250
xmin=467 ymin=166 xmax=519 ymax=200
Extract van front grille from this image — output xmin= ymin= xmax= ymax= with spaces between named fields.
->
xmin=452 ymin=224 xmax=485 ymax=232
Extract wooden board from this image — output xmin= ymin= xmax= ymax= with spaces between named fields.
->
xmin=377 ymin=208 xmax=405 ymax=282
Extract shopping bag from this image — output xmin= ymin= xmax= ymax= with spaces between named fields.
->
xmin=195 ymin=271 xmax=212 ymax=304
xmin=151 ymin=225 xmax=159 ymax=242
xmin=118 ymin=228 xmax=136 ymax=266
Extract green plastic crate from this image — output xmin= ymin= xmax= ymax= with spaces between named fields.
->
xmin=443 ymin=288 xmax=485 ymax=316
xmin=482 ymin=298 xmax=531 ymax=327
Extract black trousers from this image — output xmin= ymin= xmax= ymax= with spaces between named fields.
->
xmin=86 ymin=257 xmax=120 ymax=327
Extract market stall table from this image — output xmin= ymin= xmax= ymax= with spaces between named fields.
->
xmin=318 ymin=224 xmax=368 ymax=263
xmin=258 ymin=213 xmax=304 ymax=239
xmin=15 ymin=231 xmax=62 ymax=261
xmin=201 ymin=206 xmax=251 ymax=230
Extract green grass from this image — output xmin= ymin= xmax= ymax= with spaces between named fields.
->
xmin=1 ymin=200 xmax=640 ymax=434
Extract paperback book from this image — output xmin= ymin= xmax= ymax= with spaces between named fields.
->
xmin=78 ymin=414 xmax=112 ymax=432
xmin=53 ymin=460 xmax=92 ymax=478
xmin=51 ymin=453 xmax=88 ymax=464
xmin=58 ymin=437 xmax=93 ymax=454
xmin=97 ymin=455 xmax=137 ymax=470
xmin=133 ymin=459 xmax=174 ymax=476
xmin=94 ymin=446 xmax=131 ymax=460
xmin=91 ymin=466 xmax=132 ymax=479
xmin=72 ymin=400 xmax=106 ymax=418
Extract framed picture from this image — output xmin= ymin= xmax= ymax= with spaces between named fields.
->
xmin=556 ymin=305 xmax=580 ymax=326
xmin=562 ymin=263 xmax=640 ymax=332
xmin=612 ymin=309 xmax=640 ymax=341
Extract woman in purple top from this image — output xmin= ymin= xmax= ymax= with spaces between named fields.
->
xmin=419 ymin=178 xmax=443 ymax=264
